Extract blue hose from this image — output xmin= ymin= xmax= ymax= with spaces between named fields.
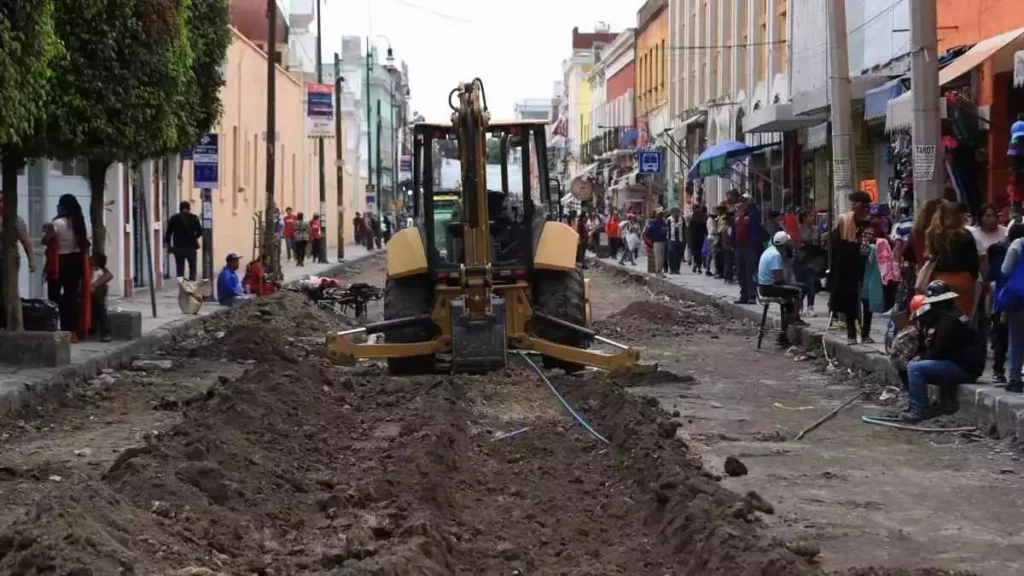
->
xmin=517 ymin=351 xmax=610 ymax=444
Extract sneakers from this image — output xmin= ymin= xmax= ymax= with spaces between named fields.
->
xmin=899 ymin=409 xmax=931 ymax=424
xmin=805 ymin=306 xmax=816 ymax=317
xmin=861 ymin=336 xmax=876 ymax=345
xmin=993 ymin=372 xmax=1007 ymax=385
xmin=1007 ymin=382 xmax=1023 ymax=393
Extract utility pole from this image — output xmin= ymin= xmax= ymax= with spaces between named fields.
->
xmin=376 ymin=99 xmax=383 ymax=214
xmin=314 ymin=0 xmax=327 ymax=262
xmin=827 ymin=0 xmax=855 ymax=216
xmin=910 ymin=0 xmax=943 ymax=208
xmin=334 ymin=52 xmax=345 ymax=260
xmin=365 ymin=38 xmax=373 ymax=217
xmin=263 ymin=0 xmax=278 ymax=274
xmin=390 ymin=77 xmax=397 ymax=214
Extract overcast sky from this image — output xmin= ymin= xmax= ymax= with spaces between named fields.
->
xmin=318 ymin=0 xmax=643 ymax=122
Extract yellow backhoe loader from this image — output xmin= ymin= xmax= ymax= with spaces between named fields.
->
xmin=326 ymin=79 xmax=639 ymax=374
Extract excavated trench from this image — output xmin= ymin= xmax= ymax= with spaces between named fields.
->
xmin=0 ymin=268 xmax=975 ymax=575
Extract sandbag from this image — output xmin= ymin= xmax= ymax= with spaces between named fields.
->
xmin=177 ymin=278 xmax=210 ymax=315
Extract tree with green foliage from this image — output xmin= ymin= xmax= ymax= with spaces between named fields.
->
xmin=184 ymin=0 xmax=230 ymax=139
xmin=0 ymin=1 xmax=63 ymax=330
xmin=45 ymin=0 xmax=198 ymax=254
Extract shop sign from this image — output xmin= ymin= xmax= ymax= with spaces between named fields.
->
xmin=805 ymin=123 xmax=829 ymax=151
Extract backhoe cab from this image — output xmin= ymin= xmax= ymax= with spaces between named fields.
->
xmin=326 ymin=79 xmax=639 ymax=374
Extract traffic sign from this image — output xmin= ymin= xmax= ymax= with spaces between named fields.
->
xmin=638 ymin=149 xmax=662 ymax=175
xmin=193 ymin=133 xmax=219 ymax=189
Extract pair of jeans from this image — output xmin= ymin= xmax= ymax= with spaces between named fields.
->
xmin=1006 ymin=308 xmax=1024 ymax=385
xmin=619 ymin=242 xmax=636 ymax=265
xmin=796 ymin=261 xmax=816 ymax=307
xmin=734 ymin=246 xmax=758 ymax=302
xmin=92 ymin=284 xmax=110 ymax=338
xmin=285 ymin=236 xmax=295 ymax=260
xmin=992 ymin=313 xmax=1009 ymax=377
xmin=906 ymin=359 xmax=974 ymax=415
xmin=294 ymin=240 xmax=309 ymax=265
xmin=668 ymin=241 xmax=684 ymax=273
xmin=56 ymin=253 xmax=85 ymax=336
xmin=172 ymin=247 xmax=197 ymax=281
xmin=723 ymin=247 xmax=736 ymax=282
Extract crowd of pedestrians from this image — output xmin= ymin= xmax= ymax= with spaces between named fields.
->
xmin=569 ymin=188 xmax=1024 ymax=423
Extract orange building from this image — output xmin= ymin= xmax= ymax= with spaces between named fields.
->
xmin=937 ymin=1 xmax=1024 ymax=206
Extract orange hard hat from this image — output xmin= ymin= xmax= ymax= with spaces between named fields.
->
xmin=909 ymin=294 xmax=927 ymax=317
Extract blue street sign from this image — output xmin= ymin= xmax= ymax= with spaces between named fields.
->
xmin=181 ymin=148 xmax=193 ymax=160
xmin=638 ymin=149 xmax=662 ymax=175
xmin=193 ymin=133 xmax=219 ymax=189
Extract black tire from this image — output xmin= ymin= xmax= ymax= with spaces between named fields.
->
xmin=533 ymin=267 xmax=591 ymax=373
xmin=383 ymin=275 xmax=436 ymax=374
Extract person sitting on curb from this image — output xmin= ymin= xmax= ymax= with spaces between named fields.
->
xmin=217 ymin=253 xmax=253 ymax=308
xmin=757 ymin=231 xmax=807 ymax=347
xmin=889 ymin=294 xmax=928 ymax=392
xmin=902 ymin=281 xmax=986 ymax=423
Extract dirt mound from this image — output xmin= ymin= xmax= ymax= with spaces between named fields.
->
xmin=0 ymin=344 xmax=819 ymax=574
xmin=171 ymin=290 xmax=356 ymax=361
xmin=0 ymin=291 xmax=965 ymax=575
xmin=839 ymin=565 xmax=983 ymax=569
xmin=594 ymin=299 xmax=745 ymax=341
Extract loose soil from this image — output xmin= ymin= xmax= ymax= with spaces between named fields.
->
xmin=584 ymin=264 xmax=1016 ymax=575
xmin=0 ymin=259 xmax=997 ymax=574
xmin=594 ymin=296 xmax=749 ymax=341
xmin=0 ymin=290 xmax=822 ymax=574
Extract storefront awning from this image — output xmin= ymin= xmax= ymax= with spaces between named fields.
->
xmin=886 ymin=26 xmax=1024 ymax=132
xmin=885 ymin=95 xmax=948 ymax=133
xmin=574 ymin=162 xmax=601 ymax=178
xmin=671 ymin=111 xmax=707 ymax=137
xmin=864 ymin=78 xmax=906 ymax=121
xmin=744 ymin=103 xmax=828 ymax=133
xmin=791 ymin=75 xmax=891 ymax=116
xmin=610 ymin=169 xmax=638 ymax=191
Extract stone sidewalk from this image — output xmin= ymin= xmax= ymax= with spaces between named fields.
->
xmin=0 ymin=245 xmax=379 ymax=414
xmin=591 ymin=251 xmax=1024 ymax=439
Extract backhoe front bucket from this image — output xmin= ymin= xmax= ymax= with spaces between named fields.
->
xmin=324 ymin=326 xmax=448 ymax=366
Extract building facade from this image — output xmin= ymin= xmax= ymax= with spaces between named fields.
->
xmin=334 ymin=37 xmax=410 ymax=214
xmin=514 ymin=99 xmax=554 ymax=121
xmin=561 ymin=25 xmax=619 ymax=181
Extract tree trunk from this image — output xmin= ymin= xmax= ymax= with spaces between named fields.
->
xmin=88 ymin=159 xmax=111 ymax=254
xmin=0 ymin=152 xmax=24 ymax=331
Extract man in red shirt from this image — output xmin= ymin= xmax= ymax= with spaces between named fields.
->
xmin=282 ymin=207 xmax=297 ymax=261
xmin=605 ymin=209 xmax=621 ymax=260
xmin=309 ymin=214 xmax=323 ymax=262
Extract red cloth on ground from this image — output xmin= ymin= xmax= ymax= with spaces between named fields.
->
xmin=79 ymin=252 xmax=92 ymax=339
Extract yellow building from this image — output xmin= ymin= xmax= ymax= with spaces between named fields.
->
xmin=579 ymin=75 xmax=592 ymax=149
xmin=636 ymin=0 xmax=668 ymax=123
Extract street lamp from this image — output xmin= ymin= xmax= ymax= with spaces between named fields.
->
xmin=386 ymin=71 xmax=410 ymax=216
xmin=366 ymin=35 xmax=394 ymax=217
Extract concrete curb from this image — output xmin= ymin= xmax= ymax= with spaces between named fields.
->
xmin=590 ymin=257 xmax=1024 ymax=439
xmin=0 ymin=251 xmax=380 ymax=417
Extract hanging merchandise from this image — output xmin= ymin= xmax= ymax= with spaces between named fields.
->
xmin=888 ymin=130 xmax=914 ymax=216
xmin=1008 ymin=117 xmax=1024 ymax=217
